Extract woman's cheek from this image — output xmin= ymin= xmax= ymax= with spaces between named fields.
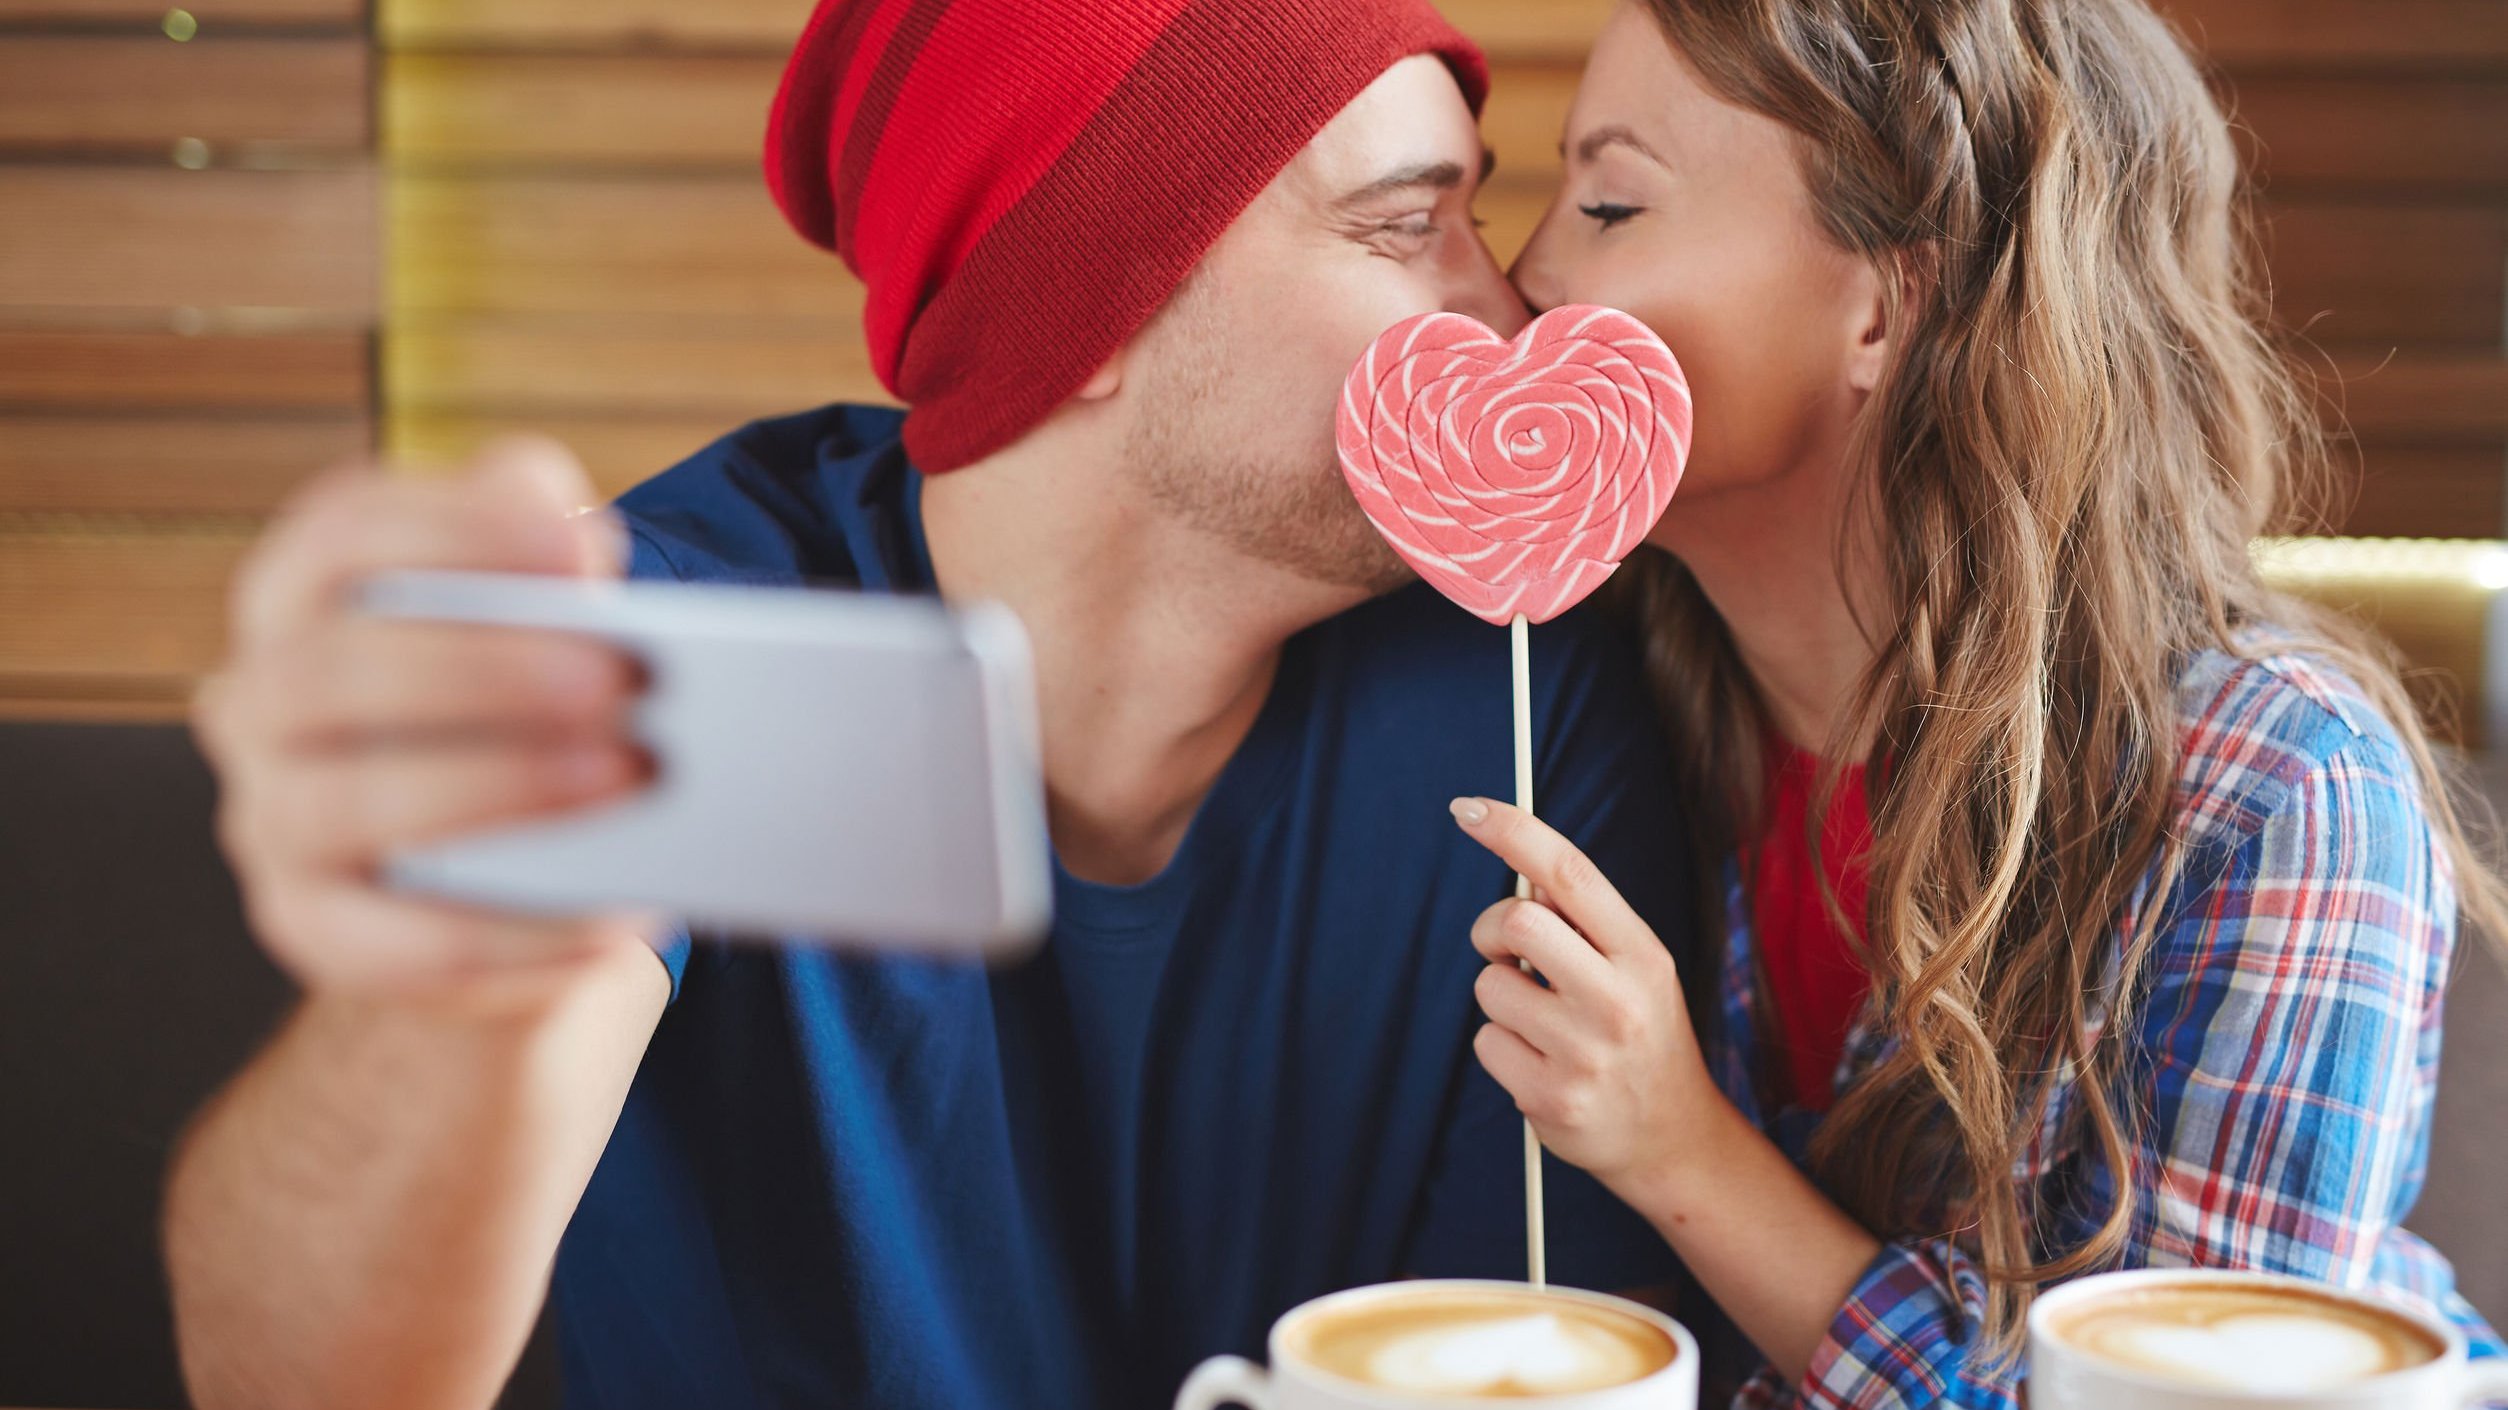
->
xmin=1634 ymin=300 xmax=1754 ymax=485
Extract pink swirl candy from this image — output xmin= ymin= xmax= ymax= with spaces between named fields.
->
xmin=1337 ymin=305 xmax=1692 ymax=626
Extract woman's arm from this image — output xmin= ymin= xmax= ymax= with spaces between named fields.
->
xmin=1451 ymin=796 xmax=1878 ymax=1381
xmin=2095 ymin=731 xmax=2455 ymax=1287
xmin=1451 ymin=724 xmax=2466 ymax=1409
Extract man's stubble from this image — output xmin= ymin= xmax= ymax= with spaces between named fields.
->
xmin=1124 ymin=275 xmax=1412 ymax=595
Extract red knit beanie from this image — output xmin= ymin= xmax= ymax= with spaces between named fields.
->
xmin=766 ymin=0 xmax=1490 ymax=472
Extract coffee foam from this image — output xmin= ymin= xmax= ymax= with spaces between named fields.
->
xmin=1286 ymin=1289 xmax=1674 ymax=1399
xmin=2052 ymin=1283 xmax=2442 ymax=1392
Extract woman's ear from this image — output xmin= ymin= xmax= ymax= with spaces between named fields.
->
xmin=1845 ymin=247 xmax=1928 ymax=395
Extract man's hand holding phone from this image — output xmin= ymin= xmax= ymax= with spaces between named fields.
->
xmin=192 ymin=439 xmax=659 ymax=1012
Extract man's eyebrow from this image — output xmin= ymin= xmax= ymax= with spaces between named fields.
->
xmin=1569 ymin=124 xmax=1672 ymax=169
xmin=1332 ymin=150 xmax=1496 ymax=209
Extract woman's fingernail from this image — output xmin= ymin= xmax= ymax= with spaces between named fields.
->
xmin=1450 ymin=797 xmax=1489 ymax=826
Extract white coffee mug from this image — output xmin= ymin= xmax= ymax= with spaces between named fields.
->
xmin=2029 ymin=1269 xmax=2508 ymax=1410
xmin=1175 ymin=1279 xmax=1700 ymax=1410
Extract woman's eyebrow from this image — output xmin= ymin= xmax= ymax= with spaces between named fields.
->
xmin=1331 ymin=149 xmax=1497 ymax=210
xmin=1567 ymin=124 xmax=1674 ymax=169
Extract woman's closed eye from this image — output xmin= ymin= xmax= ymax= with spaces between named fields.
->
xmin=1579 ymin=201 xmax=1644 ymax=231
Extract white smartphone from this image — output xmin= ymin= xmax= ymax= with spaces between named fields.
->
xmin=357 ymin=570 xmax=1052 ymax=959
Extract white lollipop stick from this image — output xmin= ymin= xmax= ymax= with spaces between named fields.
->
xmin=1512 ymin=610 xmax=1545 ymax=1287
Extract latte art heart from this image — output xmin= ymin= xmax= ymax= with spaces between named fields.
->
xmin=2120 ymin=1314 xmax=2393 ymax=1390
xmin=1336 ymin=305 xmax=1692 ymax=625
xmin=1286 ymin=1286 xmax=1680 ymax=1398
xmin=2051 ymin=1281 xmax=2445 ymax=1394
xmin=1367 ymin=1311 xmax=1657 ymax=1395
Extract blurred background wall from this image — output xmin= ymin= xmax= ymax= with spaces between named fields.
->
xmin=0 ymin=1 xmax=2502 ymax=1406
xmin=3 ymin=0 xmax=2505 ymax=718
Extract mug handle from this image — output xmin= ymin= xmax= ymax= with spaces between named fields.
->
xmin=1176 ymin=1354 xmax=1274 ymax=1409
xmin=2457 ymin=1360 xmax=2508 ymax=1408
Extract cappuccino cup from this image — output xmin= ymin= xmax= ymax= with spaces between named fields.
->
xmin=2030 ymin=1269 xmax=2508 ymax=1409
xmin=1174 ymin=1280 xmax=1697 ymax=1408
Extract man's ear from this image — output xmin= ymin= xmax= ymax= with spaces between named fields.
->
xmin=1075 ymin=346 xmax=1126 ymax=402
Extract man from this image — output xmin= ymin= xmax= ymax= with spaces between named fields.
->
xmin=165 ymin=2 xmax=1696 ymax=1407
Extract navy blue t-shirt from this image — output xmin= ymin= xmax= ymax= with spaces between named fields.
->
xmin=552 ymin=406 xmax=1696 ymax=1409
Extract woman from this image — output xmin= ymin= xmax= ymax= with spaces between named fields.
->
xmin=1448 ymin=1 xmax=2507 ymax=1405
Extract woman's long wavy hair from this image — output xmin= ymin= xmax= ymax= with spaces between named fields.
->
xmin=1613 ymin=0 xmax=2508 ymax=1361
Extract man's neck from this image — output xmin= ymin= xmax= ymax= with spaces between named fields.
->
xmin=1657 ymin=457 xmax=1880 ymax=761
xmin=919 ymin=443 xmax=1366 ymax=886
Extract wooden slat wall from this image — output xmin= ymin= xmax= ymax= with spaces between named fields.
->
xmin=370 ymin=0 xmax=1617 ymax=492
xmin=6 ymin=0 xmax=2500 ymax=718
xmin=380 ymin=0 xmax=2508 ymax=523
xmin=0 ymin=0 xmax=361 ymax=22
xmin=0 ymin=34 xmax=370 ymax=153
xmin=378 ymin=0 xmax=836 ymax=497
xmin=2153 ymin=3 xmax=2508 ymax=541
xmin=0 ymin=3 xmax=377 ymax=719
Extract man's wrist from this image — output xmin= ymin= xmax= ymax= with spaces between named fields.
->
xmin=340 ymin=933 xmax=656 ymax=1034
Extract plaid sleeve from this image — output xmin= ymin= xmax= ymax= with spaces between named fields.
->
xmin=1766 ymin=732 xmax=2454 ymax=1410
xmin=2128 ymin=731 xmax=2451 ymax=1285
xmin=1783 ymin=1239 xmax=2007 ymax=1410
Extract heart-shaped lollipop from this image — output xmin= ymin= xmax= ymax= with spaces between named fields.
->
xmin=1337 ymin=305 xmax=1692 ymax=625
xmin=1336 ymin=304 xmax=1692 ymax=1290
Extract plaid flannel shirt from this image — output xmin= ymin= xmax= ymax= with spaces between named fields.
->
xmin=1709 ymin=645 xmax=2502 ymax=1409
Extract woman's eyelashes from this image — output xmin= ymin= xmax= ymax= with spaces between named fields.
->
xmin=1578 ymin=200 xmax=1644 ymax=231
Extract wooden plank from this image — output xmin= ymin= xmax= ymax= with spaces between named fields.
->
xmin=1476 ymin=179 xmax=1552 ymax=264
xmin=1439 ymin=0 xmax=1613 ymax=63
xmin=0 ymin=689 xmax=194 ymax=722
xmin=2327 ymin=353 xmax=2508 ymax=439
xmin=382 ymin=51 xmax=1585 ymax=178
xmin=376 ymin=0 xmax=1605 ymax=62
xmin=0 ymin=525 xmax=252 ymax=697
xmin=0 ymin=166 xmax=377 ymax=315
xmin=2157 ymin=0 xmax=2508 ymax=68
xmin=1479 ymin=65 xmax=2508 ymax=196
xmin=1457 ymin=0 xmax=2508 ymax=69
xmin=1480 ymin=189 xmax=2508 ymax=348
xmin=390 ymin=176 xmax=2500 ymax=349
xmin=387 ymin=358 xmax=2500 ymax=507
xmin=0 ymin=0 xmax=364 ymax=24
xmin=382 ymin=51 xmax=778 ymax=166
xmin=2329 ymin=443 xmax=2507 ymax=539
xmin=359 ymin=0 xmax=2508 ymax=64
xmin=386 ymin=411 xmax=812 ymax=499
xmin=0 ymin=35 xmax=369 ymax=154
xmin=0 ymin=414 xmax=366 ymax=513
xmin=389 ymin=171 xmax=842 ymax=318
xmin=2263 ymin=202 xmax=2508 ymax=347
xmin=0 ymin=330 xmax=368 ymax=410
xmin=1481 ymin=62 xmax=1578 ymax=186
xmin=385 ymin=322 xmax=871 ymax=415
xmin=2227 ymin=75 xmax=2508 ymax=194
xmin=387 ymin=174 xmax=2498 ymax=377
xmin=377 ymin=0 xmax=808 ymax=50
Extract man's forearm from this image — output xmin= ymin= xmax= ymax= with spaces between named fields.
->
xmin=165 ymin=944 xmax=666 ymax=1410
